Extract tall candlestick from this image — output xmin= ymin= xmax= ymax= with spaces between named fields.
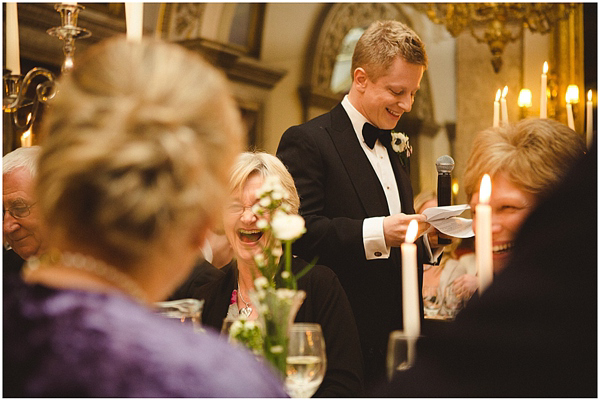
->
xmin=476 ymin=174 xmax=493 ymax=295
xmin=401 ymin=220 xmax=420 ymax=337
xmin=493 ymin=89 xmax=501 ymax=128
xmin=125 ymin=3 xmax=144 ymax=42
xmin=6 ymin=3 xmax=21 ymax=75
xmin=501 ymin=86 xmax=508 ymax=126
xmin=586 ymin=90 xmax=593 ymax=148
xmin=540 ymin=62 xmax=548 ymax=118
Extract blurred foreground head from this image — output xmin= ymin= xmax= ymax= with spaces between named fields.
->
xmin=37 ymin=37 xmax=244 ymax=265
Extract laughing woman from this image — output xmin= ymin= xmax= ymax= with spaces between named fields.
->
xmin=184 ymin=151 xmax=364 ymax=397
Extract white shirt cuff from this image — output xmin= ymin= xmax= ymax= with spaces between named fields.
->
xmin=363 ymin=216 xmax=390 ymax=260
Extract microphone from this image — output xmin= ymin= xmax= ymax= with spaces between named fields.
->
xmin=436 ymin=155 xmax=455 ymax=245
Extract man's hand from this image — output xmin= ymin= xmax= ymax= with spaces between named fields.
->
xmin=426 ymin=228 xmax=453 ymax=248
xmin=383 ymin=213 xmax=429 ymax=247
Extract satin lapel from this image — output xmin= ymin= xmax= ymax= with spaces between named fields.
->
xmin=386 ymin=146 xmax=415 ymax=214
xmin=327 ymin=104 xmax=390 ymax=217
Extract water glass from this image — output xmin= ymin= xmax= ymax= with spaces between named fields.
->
xmin=155 ymin=298 xmax=204 ymax=333
xmin=443 ymin=285 xmax=465 ymax=319
xmin=387 ymin=330 xmax=418 ymax=381
xmin=285 ymin=323 xmax=327 ymax=398
xmin=422 ymin=286 xmax=442 ymax=317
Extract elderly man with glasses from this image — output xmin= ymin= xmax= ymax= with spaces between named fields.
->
xmin=3 ymin=146 xmax=47 ymax=273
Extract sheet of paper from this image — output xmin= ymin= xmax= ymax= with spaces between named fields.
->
xmin=422 ymin=205 xmax=474 ymax=238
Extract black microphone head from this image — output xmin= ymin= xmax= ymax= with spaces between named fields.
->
xmin=436 ymin=155 xmax=455 ymax=174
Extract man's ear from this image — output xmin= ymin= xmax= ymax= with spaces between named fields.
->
xmin=353 ymin=67 xmax=368 ymax=93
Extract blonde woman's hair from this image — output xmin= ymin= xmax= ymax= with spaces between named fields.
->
xmin=229 ymin=151 xmax=300 ymax=214
xmin=464 ymin=118 xmax=585 ymax=202
xmin=36 ymin=37 xmax=244 ymax=264
xmin=352 ymin=20 xmax=428 ymax=82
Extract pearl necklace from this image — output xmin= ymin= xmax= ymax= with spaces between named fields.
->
xmin=24 ymin=249 xmax=148 ymax=304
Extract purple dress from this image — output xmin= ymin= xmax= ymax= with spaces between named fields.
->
xmin=3 ymin=273 xmax=287 ymax=397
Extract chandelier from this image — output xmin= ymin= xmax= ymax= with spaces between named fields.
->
xmin=415 ymin=3 xmax=576 ymax=73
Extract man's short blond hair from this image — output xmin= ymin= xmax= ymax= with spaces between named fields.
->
xmin=351 ymin=20 xmax=428 ymax=82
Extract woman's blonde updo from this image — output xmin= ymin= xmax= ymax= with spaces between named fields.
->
xmin=36 ymin=37 xmax=244 ymax=264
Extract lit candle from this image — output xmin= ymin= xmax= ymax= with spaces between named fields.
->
xmin=125 ymin=3 xmax=144 ymax=42
xmin=6 ymin=3 xmax=20 ymax=75
xmin=518 ymin=89 xmax=532 ymax=109
xmin=476 ymin=174 xmax=493 ymax=295
xmin=493 ymin=89 xmax=501 ymax=128
xmin=586 ymin=90 xmax=593 ymax=148
xmin=540 ymin=62 xmax=548 ymax=118
xmin=20 ymin=114 xmax=33 ymax=147
xmin=501 ymin=86 xmax=508 ymax=126
xmin=61 ymin=2 xmax=78 ymax=5
xmin=565 ymin=85 xmax=579 ymax=131
xmin=401 ymin=220 xmax=420 ymax=337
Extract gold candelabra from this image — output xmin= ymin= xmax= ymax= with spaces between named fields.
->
xmin=415 ymin=3 xmax=576 ymax=73
xmin=3 ymin=3 xmax=91 ymax=146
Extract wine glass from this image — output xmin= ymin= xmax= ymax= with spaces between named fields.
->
xmin=443 ymin=285 xmax=466 ymax=319
xmin=154 ymin=298 xmax=205 ymax=333
xmin=422 ymin=286 xmax=442 ymax=317
xmin=285 ymin=323 xmax=327 ymax=398
xmin=386 ymin=330 xmax=418 ymax=381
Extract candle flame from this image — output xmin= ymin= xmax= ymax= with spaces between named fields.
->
xmin=495 ymin=89 xmax=501 ymax=102
xmin=588 ymin=90 xmax=592 ymax=102
xmin=543 ymin=61 xmax=548 ymax=74
xmin=479 ymin=174 xmax=491 ymax=204
xmin=518 ymin=89 xmax=532 ymax=108
xmin=452 ymin=179 xmax=459 ymax=196
xmin=565 ymin=85 xmax=579 ymax=104
xmin=405 ymin=220 xmax=418 ymax=244
xmin=502 ymin=86 xmax=508 ymax=99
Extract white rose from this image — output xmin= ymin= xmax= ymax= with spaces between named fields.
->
xmin=271 ymin=212 xmax=306 ymax=241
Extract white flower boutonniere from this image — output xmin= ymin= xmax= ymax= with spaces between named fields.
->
xmin=391 ymin=131 xmax=412 ymax=167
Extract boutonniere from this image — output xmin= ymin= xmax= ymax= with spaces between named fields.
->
xmin=391 ymin=131 xmax=412 ymax=167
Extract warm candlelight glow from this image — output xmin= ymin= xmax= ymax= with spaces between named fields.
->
xmin=479 ymin=174 xmax=491 ymax=204
xmin=502 ymin=86 xmax=508 ymax=99
xmin=405 ymin=220 xmax=418 ymax=244
xmin=566 ymin=85 xmax=580 ymax=104
xmin=518 ymin=89 xmax=532 ymax=108
xmin=452 ymin=179 xmax=459 ymax=196
xmin=543 ymin=61 xmax=548 ymax=74
xmin=495 ymin=89 xmax=501 ymax=102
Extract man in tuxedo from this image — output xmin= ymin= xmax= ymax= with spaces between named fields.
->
xmin=277 ymin=20 xmax=440 ymax=389
xmin=3 ymin=146 xmax=47 ymax=275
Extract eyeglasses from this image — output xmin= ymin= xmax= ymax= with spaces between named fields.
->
xmin=226 ymin=202 xmax=259 ymax=216
xmin=3 ymin=202 xmax=36 ymax=220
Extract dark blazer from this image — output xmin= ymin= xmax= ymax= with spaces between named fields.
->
xmin=277 ymin=103 xmax=428 ymax=388
xmin=188 ymin=258 xmax=364 ymax=398
xmin=374 ymin=142 xmax=597 ymax=397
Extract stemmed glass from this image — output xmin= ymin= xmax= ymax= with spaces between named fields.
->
xmin=422 ymin=286 xmax=443 ymax=317
xmin=154 ymin=298 xmax=205 ymax=333
xmin=285 ymin=323 xmax=327 ymax=398
xmin=443 ymin=285 xmax=466 ymax=319
xmin=386 ymin=330 xmax=418 ymax=381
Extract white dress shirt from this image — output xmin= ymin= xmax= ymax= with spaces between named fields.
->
xmin=341 ymin=95 xmax=436 ymax=262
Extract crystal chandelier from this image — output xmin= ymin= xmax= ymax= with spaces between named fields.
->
xmin=415 ymin=3 xmax=576 ymax=73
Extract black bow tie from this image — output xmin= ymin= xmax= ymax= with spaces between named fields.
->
xmin=362 ymin=123 xmax=391 ymax=149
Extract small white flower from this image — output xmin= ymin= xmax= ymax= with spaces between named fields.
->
xmin=271 ymin=246 xmax=283 ymax=257
xmin=254 ymin=276 xmax=269 ymax=289
xmin=276 ymin=288 xmax=295 ymax=299
xmin=271 ymin=213 xmax=306 ymax=241
xmin=230 ymin=320 xmax=243 ymax=336
xmin=252 ymin=204 xmax=262 ymax=215
xmin=281 ymin=271 xmax=290 ymax=279
xmin=259 ymin=197 xmax=271 ymax=207
xmin=270 ymin=345 xmax=284 ymax=354
xmin=254 ymin=253 xmax=266 ymax=267
xmin=391 ymin=131 xmax=410 ymax=154
xmin=244 ymin=320 xmax=256 ymax=330
xmin=256 ymin=219 xmax=269 ymax=230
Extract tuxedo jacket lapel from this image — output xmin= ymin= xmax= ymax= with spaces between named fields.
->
xmin=327 ymin=104 xmax=390 ymax=217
